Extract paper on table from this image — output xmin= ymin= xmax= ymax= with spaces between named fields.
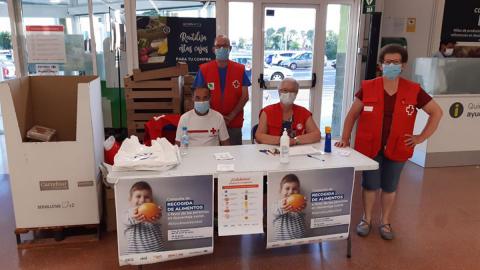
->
xmin=335 ymin=149 xmax=351 ymax=157
xmin=276 ymin=145 xmax=322 ymax=156
xmin=214 ymin=152 xmax=234 ymax=160
xmin=217 ymin=164 xmax=235 ymax=171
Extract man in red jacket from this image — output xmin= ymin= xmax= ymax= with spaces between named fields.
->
xmin=193 ymin=35 xmax=251 ymax=145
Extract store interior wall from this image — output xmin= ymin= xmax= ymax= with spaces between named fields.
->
xmin=379 ymin=0 xmax=437 ymax=79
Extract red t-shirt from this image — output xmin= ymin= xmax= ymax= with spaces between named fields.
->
xmin=355 ymin=88 xmax=432 ymax=146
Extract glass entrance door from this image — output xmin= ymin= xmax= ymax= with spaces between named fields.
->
xmin=260 ymin=6 xmax=319 ymax=111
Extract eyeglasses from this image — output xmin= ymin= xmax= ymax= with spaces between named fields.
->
xmin=383 ymin=60 xmax=402 ymax=65
xmin=214 ymin=44 xmax=230 ymax=48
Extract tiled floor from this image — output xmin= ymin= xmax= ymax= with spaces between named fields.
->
xmin=0 ymin=148 xmax=479 ymax=269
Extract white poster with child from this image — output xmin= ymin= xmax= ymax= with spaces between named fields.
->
xmin=115 ymin=175 xmax=214 ymax=266
xmin=266 ymin=168 xmax=355 ymax=249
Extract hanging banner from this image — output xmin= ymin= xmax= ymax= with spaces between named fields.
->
xmin=441 ymin=0 xmax=480 ymax=42
xmin=115 ymin=175 xmax=214 ymax=266
xmin=137 ymin=16 xmax=216 ymax=72
xmin=26 ymin=25 xmax=67 ymax=63
xmin=266 ymin=168 xmax=355 ymax=249
xmin=217 ymin=172 xmax=264 ymax=236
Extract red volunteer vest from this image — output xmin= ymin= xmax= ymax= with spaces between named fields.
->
xmin=199 ymin=60 xmax=245 ymax=128
xmin=354 ymin=77 xmax=420 ymax=162
xmin=143 ymin=114 xmax=181 ymax=146
xmin=261 ymin=103 xmax=312 ymax=137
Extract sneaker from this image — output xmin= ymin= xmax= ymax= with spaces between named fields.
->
xmin=356 ymin=219 xmax=371 ymax=237
xmin=379 ymin=224 xmax=395 ymax=240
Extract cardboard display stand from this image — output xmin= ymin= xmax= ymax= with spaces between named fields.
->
xmin=0 ymin=76 xmax=104 ymax=229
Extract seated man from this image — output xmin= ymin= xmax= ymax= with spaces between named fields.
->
xmin=175 ymin=86 xmax=230 ymax=146
xmin=255 ymin=78 xmax=321 ymax=145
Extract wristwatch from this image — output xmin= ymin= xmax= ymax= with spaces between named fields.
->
xmin=294 ymin=137 xmax=299 ymax=145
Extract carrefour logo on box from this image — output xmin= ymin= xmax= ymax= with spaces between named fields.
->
xmin=449 ymin=102 xmax=464 ymax=118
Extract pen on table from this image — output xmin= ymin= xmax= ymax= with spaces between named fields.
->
xmin=307 ymin=154 xmax=325 ymax=161
xmin=259 ymin=149 xmax=269 ymax=155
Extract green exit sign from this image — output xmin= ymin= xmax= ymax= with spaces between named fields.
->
xmin=363 ymin=0 xmax=376 ymax=14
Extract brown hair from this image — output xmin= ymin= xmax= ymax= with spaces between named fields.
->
xmin=280 ymin=174 xmax=300 ymax=191
xmin=129 ymin=181 xmax=152 ymax=198
xmin=379 ymin=44 xmax=408 ymax=63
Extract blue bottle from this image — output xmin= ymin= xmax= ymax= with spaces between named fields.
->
xmin=324 ymin=126 xmax=332 ymax=153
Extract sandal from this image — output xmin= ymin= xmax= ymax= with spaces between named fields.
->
xmin=356 ymin=219 xmax=371 ymax=237
xmin=379 ymin=224 xmax=395 ymax=240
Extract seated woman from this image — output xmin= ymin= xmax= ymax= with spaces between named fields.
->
xmin=255 ymin=78 xmax=321 ymax=145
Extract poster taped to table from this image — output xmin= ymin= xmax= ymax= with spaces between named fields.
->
xmin=115 ymin=175 xmax=214 ymax=266
xmin=266 ymin=167 xmax=355 ymax=249
xmin=217 ymin=172 xmax=264 ymax=236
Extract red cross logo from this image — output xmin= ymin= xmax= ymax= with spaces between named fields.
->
xmin=406 ymin=105 xmax=415 ymax=116
xmin=232 ymin=80 xmax=240 ymax=89
xmin=210 ymin=128 xmax=217 ymax=135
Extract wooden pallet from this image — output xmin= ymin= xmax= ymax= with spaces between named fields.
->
xmin=15 ymin=224 xmax=100 ymax=249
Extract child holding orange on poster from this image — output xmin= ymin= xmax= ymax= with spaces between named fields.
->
xmin=123 ymin=181 xmax=165 ymax=254
xmin=272 ymin=174 xmax=307 ymax=241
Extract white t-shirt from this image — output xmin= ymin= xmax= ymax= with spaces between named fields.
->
xmin=175 ymin=109 xmax=229 ymax=147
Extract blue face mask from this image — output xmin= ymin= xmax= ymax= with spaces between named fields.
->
xmin=215 ymin=47 xmax=230 ymax=60
xmin=382 ymin=63 xmax=402 ymax=80
xmin=194 ymin=101 xmax=210 ymax=114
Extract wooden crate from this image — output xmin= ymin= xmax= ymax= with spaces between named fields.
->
xmin=124 ymin=76 xmax=182 ymax=98
xmin=125 ymin=63 xmax=191 ymax=140
xmin=183 ymin=74 xmax=195 ymax=85
xmin=126 ymin=100 xmax=181 ymax=139
xmin=132 ymin=62 xmax=188 ymax=82
xmin=183 ymin=98 xmax=194 ymax=112
xmin=124 ymin=75 xmax=183 ymax=140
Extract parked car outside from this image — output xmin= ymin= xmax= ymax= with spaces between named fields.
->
xmin=281 ymin=52 xmax=313 ymax=70
xmin=271 ymin=52 xmax=297 ymax=65
xmin=231 ymin=55 xmax=293 ymax=81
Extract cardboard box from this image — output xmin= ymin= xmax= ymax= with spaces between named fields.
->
xmin=105 ymin=186 xmax=116 ymax=232
xmin=0 ymin=76 xmax=104 ymax=229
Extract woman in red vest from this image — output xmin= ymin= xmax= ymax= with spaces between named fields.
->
xmin=255 ymin=78 xmax=321 ymax=145
xmin=335 ymin=45 xmax=443 ymax=240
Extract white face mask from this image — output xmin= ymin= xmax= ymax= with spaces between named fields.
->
xmin=279 ymin=92 xmax=297 ymax=105
xmin=444 ymin=48 xmax=454 ymax=56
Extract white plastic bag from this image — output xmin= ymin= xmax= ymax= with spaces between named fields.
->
xmin=112 ymin=136 xmax=180 ymax=171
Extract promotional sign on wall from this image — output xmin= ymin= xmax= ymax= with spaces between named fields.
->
xmin=266 ymin=168 xmax=355 ymax=249
xmin=137 ymin=16 xmax=216 ymax=72
xmin=26 ymin=25 xmax=67 ymax=63
xmin=441 ymin=0 xmax=480 ymax=42
xmin=217 ymin=172 xmax=264 ymax=236
xmin=115 ymin=175 xmax=214 ymax=266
